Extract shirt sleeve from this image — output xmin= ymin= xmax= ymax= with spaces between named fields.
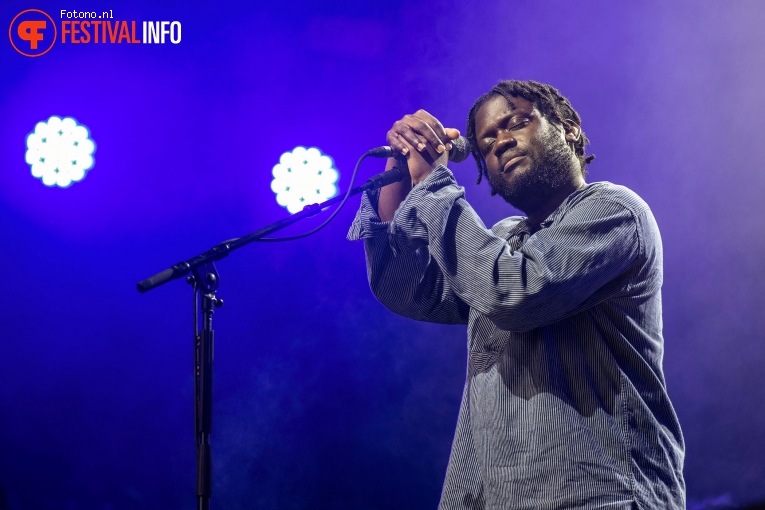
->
xmin=347 ymin=184 xmax=470 ymax=325
xmin=386 ymin=165 xmax=648 ymax=332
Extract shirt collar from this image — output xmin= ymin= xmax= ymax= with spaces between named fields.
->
xmin=521 ymin=182 xmax=594 ymax=232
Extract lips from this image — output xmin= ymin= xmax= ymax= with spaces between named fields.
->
xmin=501 ymin=154 xmax=527 ymax=173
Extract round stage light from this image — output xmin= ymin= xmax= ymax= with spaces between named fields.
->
xmin=271 ymin=146 xmax=339 ymax=213
xmin=25 ymin=116 xmax=96 ymax=188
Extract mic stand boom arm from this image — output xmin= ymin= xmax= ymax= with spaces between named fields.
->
xmin=137 ymin=164 xmax=403 ymax=293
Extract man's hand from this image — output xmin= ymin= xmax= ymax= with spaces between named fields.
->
xmin=386 ymin=110 xmax=461 ymax=185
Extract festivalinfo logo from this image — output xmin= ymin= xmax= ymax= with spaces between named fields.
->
xmin=9 ymin=8 xmax=182 ymax=57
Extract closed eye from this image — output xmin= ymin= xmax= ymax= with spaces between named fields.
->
xmin=509 ymin=118 xmax=529 ymax=131
xmin=480 ymin=141 xmax=494 ymax=156
xmin=480 ymin=119 xmax=530 ymax=155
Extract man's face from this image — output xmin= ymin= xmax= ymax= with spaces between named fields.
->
xmin=474 ymin=94 xmax=577 ymax=214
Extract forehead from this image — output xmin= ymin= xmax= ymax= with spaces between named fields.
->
xmin=475 ymin=94 xmax=536 ymax=134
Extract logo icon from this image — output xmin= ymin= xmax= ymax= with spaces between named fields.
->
xmin=9 ymin=9 xmax=57 ymax=57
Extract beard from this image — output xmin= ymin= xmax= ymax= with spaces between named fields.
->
xmin=487 ymin=126 xmax=577 ymax=214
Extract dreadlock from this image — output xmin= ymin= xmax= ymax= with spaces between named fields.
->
xmin=465 ymin=80 xmax=595 ymax=185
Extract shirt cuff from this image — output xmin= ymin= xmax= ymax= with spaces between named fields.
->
xmin=388 ymin=165 xmax=465 ymax=253
xmin=347 ymin=188 xmax=390 ymax=241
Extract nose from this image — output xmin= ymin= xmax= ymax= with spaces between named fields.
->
xmin=494 ymin=131 xmax=517 ymax=157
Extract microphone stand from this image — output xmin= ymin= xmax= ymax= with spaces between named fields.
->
xmin=136 ymin=163 xmax=404 ymax=510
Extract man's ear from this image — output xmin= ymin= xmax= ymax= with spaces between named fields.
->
xmin=562 ymin=120 xmax=581 ymax=143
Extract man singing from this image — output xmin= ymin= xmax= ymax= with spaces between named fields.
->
xmin=348 ymin=80 xmax=685 ymax=509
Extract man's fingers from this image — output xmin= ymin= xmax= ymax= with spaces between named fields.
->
xmin=386 ymin=122 xmax=421 ymax=155
xmin=387 ymin=119 xmax=433 ymax=154
xmin=394 ymin=134 xmax=416 ymax=160
xmin=386 ymin=112 xmax=458 ymax=157
xmin=411 ymin=110 xmax=449 ymax=154
xmin=402 ymin=114 xmax=442 ymax=153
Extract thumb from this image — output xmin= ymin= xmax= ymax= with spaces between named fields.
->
xmin=444 ymin=128 xmax=461 ymax=141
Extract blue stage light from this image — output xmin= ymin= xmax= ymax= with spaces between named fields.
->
xmin=271 ymin=146 xmax=339 ymax=213
xmin=25 ymin=116 xmax=96 ymax=188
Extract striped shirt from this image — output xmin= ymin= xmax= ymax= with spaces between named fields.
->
xmin=348 ymin=165 xmax=685 ymax=510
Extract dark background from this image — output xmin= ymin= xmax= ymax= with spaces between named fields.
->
xmin=1 ymin=1 xmax=764 ymax=508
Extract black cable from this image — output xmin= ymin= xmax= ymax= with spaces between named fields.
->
xmin=252 ymin=151 xmax=373 ymax=242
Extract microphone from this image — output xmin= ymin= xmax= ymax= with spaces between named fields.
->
xmin=365 ymin=136 xmax=472 ymax=163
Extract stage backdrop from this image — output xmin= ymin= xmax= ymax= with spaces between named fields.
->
xmin=1 ymin=1 xmax=763 ymax=509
